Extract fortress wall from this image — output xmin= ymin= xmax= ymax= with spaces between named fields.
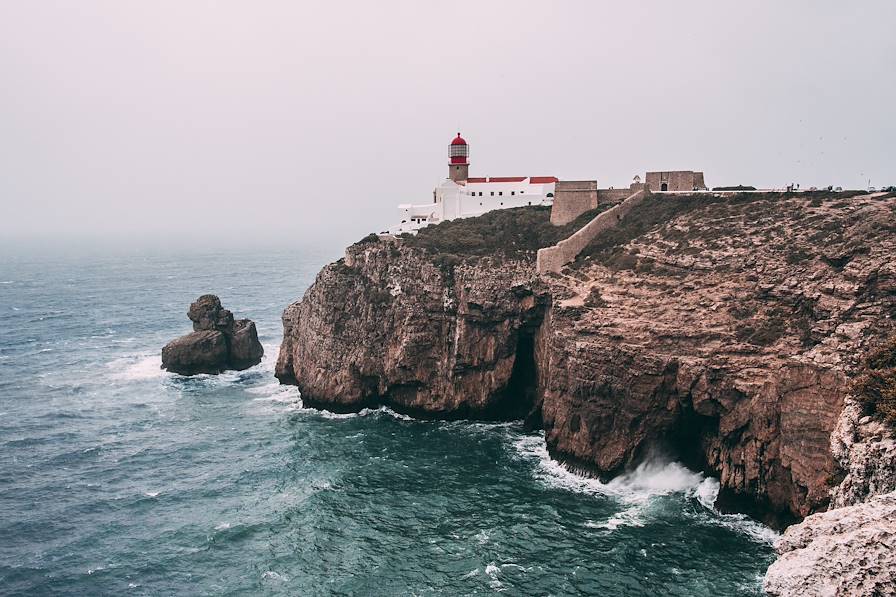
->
xmin=550 ymin=180 xmax=598 ymax=225
xmin=646 ymin=171 xmax=706 ymax=192
xmin=596 ymin=188 xmax=632 ymax=205
xmin=537 ymin=190 xmax=649 ymax=274
xmin=692 ymin=171 xmax=706 ymax=190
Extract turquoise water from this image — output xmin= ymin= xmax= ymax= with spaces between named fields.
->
xmin=0 ymin=248 xmax=775 ymax=596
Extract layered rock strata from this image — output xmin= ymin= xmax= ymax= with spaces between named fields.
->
xmin=162 ymin=294 xmax=263 ymax=375
xmin=277 ymin=193 xmax=896 ymax=527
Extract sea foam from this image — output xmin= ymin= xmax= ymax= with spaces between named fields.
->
xmin=107 ymin=354 xmax=167 ymax=381
xmin=512 ymin=431 xmax=778 ymax=543
xmin=512 ymin=433 xmax=704 ymax=503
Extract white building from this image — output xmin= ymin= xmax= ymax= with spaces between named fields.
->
xmin=385 ymin=133 xmax=557 ymax=234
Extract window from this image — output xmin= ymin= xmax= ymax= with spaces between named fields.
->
xmin=498 ymin=191 xmax=503 ymax=196
xmin=479 ymin=192 xmax=483 ymax=197
xmin=511 ymin=191 xmax=515 ymax=196
xmin=500 ymin=202 xmax=503 ymax=206
xmin=490 ymin=191 xmax=494 ymax=196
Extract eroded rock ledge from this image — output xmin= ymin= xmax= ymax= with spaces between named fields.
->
xmin=276 ymin=193 xmax=896 ymax=528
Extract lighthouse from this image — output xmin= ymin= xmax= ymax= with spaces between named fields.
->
xmin=384 ymin=132 xmax=557 ymax=235
xmin=449 ymin=132 xmax=469 ymax=182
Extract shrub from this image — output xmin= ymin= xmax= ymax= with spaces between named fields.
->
xmin=353 ymin=233 xmax=381 ymax=247
xmin=583 ymin=286 xmax=608 ymax=308
xmin=607 ymin=250 xmax=638 ymax=271
xmin=368 ymin=288 xmax=393 ymax=305
xmin=854 ymin=338 xmax=896 ymax=425
xmin=432 ymin=253 xmax=463 ymax=272
xmin=403 ymin=204 xmax=613 ymax=260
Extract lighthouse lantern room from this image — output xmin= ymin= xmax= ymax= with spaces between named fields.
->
xmin=449 ymin=133 xmax=470 ymax=182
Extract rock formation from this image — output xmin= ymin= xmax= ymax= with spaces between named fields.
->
xmin=276 ymin=241 xmax=549 ymax=418
xmin=829 ymin=397 xmax=896 ymax=508
xmin=277 ymin=192 xmax=896 ymax=529
xmin=162 ymin=294 xmax=263 ymax=375
xmin=763 ymin=491 xmax=896 ymax=596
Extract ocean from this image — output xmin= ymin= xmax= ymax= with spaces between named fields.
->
xmin=0 ymin=247 xmax=775 ymax=596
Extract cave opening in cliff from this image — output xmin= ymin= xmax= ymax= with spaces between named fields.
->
xmin=666 ymin=402 xmax=718 ymax=475
xmin=499 ymin=331 xmax=538 ymax=421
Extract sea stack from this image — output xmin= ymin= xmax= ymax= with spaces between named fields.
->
xmin=162 ymin=294 xmax=263 ymax=375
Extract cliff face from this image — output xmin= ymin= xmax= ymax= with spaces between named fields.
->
xmin=276 ymin=240 xmax=549 ymax=418
xmin=277 ymin=193 xmax=896 ymax=525
xmin=538 ymin=193 xmax=896 ymax=524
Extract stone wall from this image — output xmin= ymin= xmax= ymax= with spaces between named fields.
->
xmin=550 ymin=180 xmax=598 ymax=225
xmin=550 ymin=182 xmax=648 ymax=227
xmin=646 ymin=170 xmax=706 ymax=192
xmin=536 ymin=190 xmax=649 ymax=273
xmin=596 ymin=188 xmax=633 ymax=205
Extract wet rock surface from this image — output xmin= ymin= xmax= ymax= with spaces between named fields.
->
xmin=162 ymin=294 xmax=263 ymax=375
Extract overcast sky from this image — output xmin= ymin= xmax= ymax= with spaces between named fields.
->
xmin=1 ymin=1 xmax=893 ymax=250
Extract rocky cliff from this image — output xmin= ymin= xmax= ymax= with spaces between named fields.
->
xmin=538 ymin=192 xmax=896 ymax=525
xmin=276 ymin=240 xmax=549 ymax=418
xmin=763 ymin=490 xmax=896 ymax=596
xmin=276 ymin=192 xmax=896 ymax=527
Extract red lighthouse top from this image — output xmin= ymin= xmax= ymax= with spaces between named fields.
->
xmin=449 ymin=132 xmax=469 ymax=164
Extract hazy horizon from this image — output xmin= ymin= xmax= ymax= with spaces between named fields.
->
xmin=1 ymin=1 xmax=894 ymax=250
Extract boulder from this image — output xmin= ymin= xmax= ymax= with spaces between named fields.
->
xmin=162 ymin=295 xmax=264 ymax=375
xmin=161 ymin=330 xmax=228 ymax=375
xmin=188 ymin=294 xmax=234 ymax=333
xmin=230 ymin=319 xmax=264 ymax=370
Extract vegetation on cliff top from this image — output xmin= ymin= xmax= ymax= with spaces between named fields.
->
xmin=575 ymin=190 xmax=872 ymax=268
xmin=854 ymin=338 xmax=896 ymax=426
xmin=401 ymin=204 xmax=612 ymax=259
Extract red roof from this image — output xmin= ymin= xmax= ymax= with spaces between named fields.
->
xmin=450 ymin=132 xmax=467 ymax=146
xmin=465 ymin=176 xmax=558 ymax=184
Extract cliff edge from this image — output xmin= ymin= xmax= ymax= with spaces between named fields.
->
xmin=277 ymin=193 xmax=896 ymax=529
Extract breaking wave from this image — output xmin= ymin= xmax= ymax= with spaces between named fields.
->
xmin=511 ymin=434 xmax=703 ymax=502
xmin=107 ymin=353 xmax=167 ymax=381
xmin=511 ymin=432 xmax=778 ymax=543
